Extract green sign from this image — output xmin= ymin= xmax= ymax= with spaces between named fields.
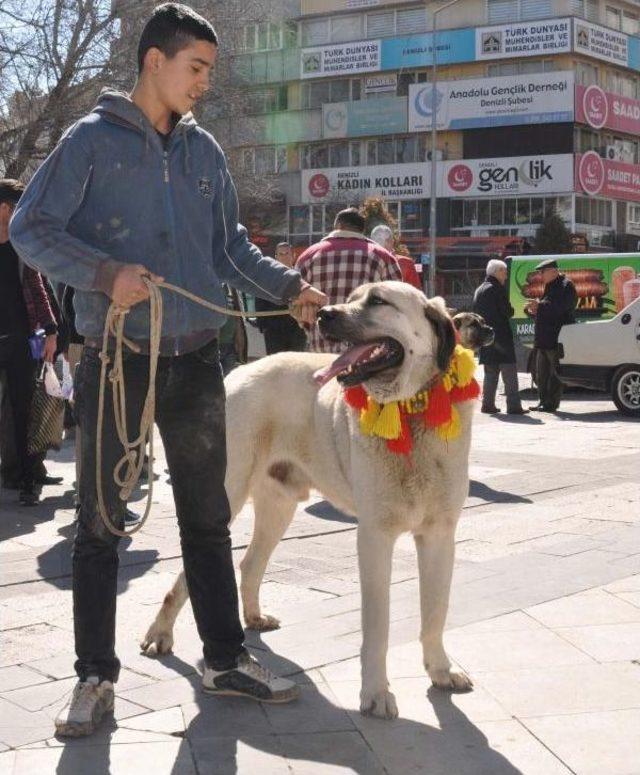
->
xmin=509 ymin=254 xmax=640 ymax=347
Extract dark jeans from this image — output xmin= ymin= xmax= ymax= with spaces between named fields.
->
xmin=0 ymin=335 xmax=37 ymax=486
xmin=536 ymin=347 xmax=563 ymax=410
xmin=263 ymin=326 xmax=307 ymax=356
xmin=73 ymin=339 xmax=245 ymax=683
xmin=482 ymin=362 xmax=523 ymax=412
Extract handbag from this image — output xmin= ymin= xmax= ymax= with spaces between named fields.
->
xmin=27 ymin=363 xmax=64 ymax=456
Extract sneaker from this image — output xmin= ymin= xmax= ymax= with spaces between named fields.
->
xmin=480 ymin=406 xmax=501 ymax=415
xmin=124 ymin=508 xmax=141 ymax=526
xmin=202 ymin=653 xmax=299 ymax=704
xmin=54 ymin=676 xmax=114 ymax=737
xmin=19 ymin=485 xmax=39 ymax=506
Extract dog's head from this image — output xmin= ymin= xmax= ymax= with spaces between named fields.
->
xmin=452 ymin=312 xmax=494 ymax=352
xmin=313 ymin=281 xmax=457 ymax=403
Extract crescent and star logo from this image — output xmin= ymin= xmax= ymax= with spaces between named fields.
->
xmin=308 ymin=173 xmax=330 ymax=198
xmin=578 ymin=151 xmax=605 ymax=196
xmin=447 ymin=164 xmax=473 ymax=192
xmin=583 ymin=84 xmax=608 ymax=129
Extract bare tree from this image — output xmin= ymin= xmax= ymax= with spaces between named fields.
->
xmin=0 ymin=0 xmax=136 ymax=178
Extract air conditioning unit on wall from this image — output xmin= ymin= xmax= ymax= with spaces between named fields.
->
xmin=604 ymin=144 xmax=622 ymax=161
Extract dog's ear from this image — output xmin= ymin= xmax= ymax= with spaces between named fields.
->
xmin=425 ymin=299 xmax=457 ymax=372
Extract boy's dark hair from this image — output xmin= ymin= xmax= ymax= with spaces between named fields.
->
xmin=137 ymin=3 xmax=218 ymax=74
xmin=0 ymin=178 xmax=25 ymax=207
xmin=334 ymin=208 xmax=365 ymax=233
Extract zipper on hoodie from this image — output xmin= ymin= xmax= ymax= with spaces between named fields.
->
xmin=163 ymin=151 xmax=170 ymax=183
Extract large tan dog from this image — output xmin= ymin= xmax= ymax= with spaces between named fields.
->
xmin=141 ymin=281 xmax=478 ymax=718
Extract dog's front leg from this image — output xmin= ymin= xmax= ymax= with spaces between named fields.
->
xmin=357 ymin=523 xmax=399 ymax=719
xmin=414 ymin=525 xmax=473 ymax=692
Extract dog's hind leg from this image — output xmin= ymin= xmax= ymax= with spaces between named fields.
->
xmin=357 ymin=523 xmax=399 ymax=720
xmin=240 ymin=464 xmax=303 ymax=631
xmin=140 ymin=571 xmax=189 ymax=657
xmin=414 ymin=525 xmax=473 ymax=692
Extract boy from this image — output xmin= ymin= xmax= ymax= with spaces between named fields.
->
xmin=11 ymin=3 xmax=325 ymax=737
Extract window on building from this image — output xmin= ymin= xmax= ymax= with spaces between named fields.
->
xmin=329 ymin=142 xmax=349 ymax=167
xmin=488 ymin=58 xmax=558 ymax=77
xmin=309 ymin=144 xmax=328 ymax=168
xmin=398 ymin=72 xmax=416 ymax=97
xmin=242 ymin=21 xmax=288 ymax=52
xmin=247 ymin=85 xmax=287 ymax=114
xmin=397 ymin=8 xmax=428 ymax=34
xmin=301 ymin=18 xmax=329 ymax=46
xmin=330 ymin=79 xmax=350 ymax=102
xmin=330 ymin=14 xmax=363 ymax=43
xmin=622 ymin=11 xmax=639 ymax=35
xmin=488 ymin=0 xmax=552 ymax=24
xmin=290 ymin=206 xmax=310 ymax=235
xmin=300 ymin=79 xmax=360 ymax=109
xmin=366 ymin=11 xmax=394 ymax=37
xmin=571 ymin=0 xmax=598 ymax=21
xmin=377 ymin=138 xmax=394 ymax=165
xmin=607 ymin=71 xmax=638 ymax=99
xmin=350 ymin=141 xmax=361 ymax=166
xmin=606 ymin=6 xmax=622 ymax=30
xmin=396 ymin=136 xmax=417 ymax=164
xmin=576 ymin=61 xmax=599 ymax=86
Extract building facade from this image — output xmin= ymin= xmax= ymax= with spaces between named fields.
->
xmin=219 ymin=0 xmax=640 ymax=298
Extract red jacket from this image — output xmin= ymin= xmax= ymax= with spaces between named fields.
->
xmin=396 ymin=256 xmax=422 ymax=290
xmin=21 ymin=262 xmax=57 ymax=335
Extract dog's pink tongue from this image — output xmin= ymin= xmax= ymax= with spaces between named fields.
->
xmin=313 ymin=343 xmax=378 ymax=386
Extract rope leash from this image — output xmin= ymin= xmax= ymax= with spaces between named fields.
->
xmin=96 ymin=279 xmax=301 ymax=537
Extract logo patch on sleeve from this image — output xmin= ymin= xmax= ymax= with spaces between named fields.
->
xmin=198 ymin=178 xmax=213 ymax=198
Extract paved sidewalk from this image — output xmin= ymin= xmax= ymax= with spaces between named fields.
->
xmin=1 ymin=384 xmax=639 ymax=774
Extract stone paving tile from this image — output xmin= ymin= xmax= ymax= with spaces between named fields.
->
xmin=555 ymin=621 xmax=640 ymax=662
xmin=0 ymin=698 xmax=54 ymax=748
xmin=444 ymin=627 xmax=594 ymax=674
xmin=605 ymin=574 xmax=640 ymax=594
xmin=188 ymin=734 xmax=292 ymax=775
xmin=3 ymin=740 xmax=196 ymax=774
xmin=262 ymin=682 xmax=354 ymax=735
xmin=280 ymin=731 xmax=387 ymax=775
xmin=181 ymin=695 xmax=272 ymax=740
xmin=525 ymin=588 xmax=640 ymax=627
xmin=477 ymin=661 xmax=640 ymax=717
xmin=0 ymin=665 xmax=51 ymax=693
xmin=0 ymin=623 xmax=74 ymax=668
xmin=120 ymin=674 xmax=200 ymax=712
xmin=524 ymin=708 xmax=640 ymax=775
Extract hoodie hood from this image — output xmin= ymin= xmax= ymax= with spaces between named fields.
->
xmin=94 ymin=89 xmax=198 ymax=170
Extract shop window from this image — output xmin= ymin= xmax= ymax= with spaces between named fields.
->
xmin=490 ymin=199 xmax=503 ymax=225
xmin=312 ymin=205 xmax=323 ymax=234
xmin=477 ymin=200 xmax=491 ymax=225
xmin=330 ymin=142 xmax=349 ymax=168
xmin=350 ymin=141 xmax=361 ymax=166
xmin=400 ymin=201 xmax=422 ymax=231
xmin=504 ymin=199 xmax=517 ymax=225
xmin=310 ymin=144 xmax=328 ymax=168
xmin=531 ymin=197 xmax=544 ymax=224
xmin=377 ymin=139 xmax=394 ymax=165
xmin=463 ymin=200 xmax=477 ymax=227
xmin=517 ymin=199 xmax=530 ymax=224
xmin=396 ymin=136 xmax=417 ymax=164
xmin=450 ymin=201 xmax=464 ymax=228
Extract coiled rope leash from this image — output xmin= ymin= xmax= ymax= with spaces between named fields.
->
xmin=96 ymin=278 xmax=301 ymax=537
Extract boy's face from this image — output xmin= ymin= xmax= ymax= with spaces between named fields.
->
xmin=152 ymin=39 xmax=217 ymax=115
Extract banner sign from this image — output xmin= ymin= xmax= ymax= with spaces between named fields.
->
xmin=408 ymin=71 xmax=574 ymax=132
xmin=509 ymin=255 xmax=640 ymax=346
xmin=475 ymin=19 xmax=571 ymax=60
xmin=573 ymin=18 xmax=628 ymax=66
xmin=302 ymin=163 xmax=429 ymax=203
xmin=364 ymin=74 xmax=397 ymax=94
xmin=576 ymin=84 xmax=640 ymax=134
xmin=442 ymin=155 xmax=574 ymax=198
xmin=301 ymin=155 xmax=573 ymax=203
xmin=301 ymin=40 xmax=380 ymax=79
xmin=576 ymin=151 xmax=640 ymax=203
xmin=323 ymin=96 xmax=407 ymax=138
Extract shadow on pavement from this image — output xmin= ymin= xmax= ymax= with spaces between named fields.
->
xmin=469 ymin=480 xmax=532 ymax=504
xmin=154 ymin=640 xmax=523 ymax=774
xmin=555 ymin=408 xmax=638 ymax=423
xmin=305 ymin=499 xmax=357 ymax=524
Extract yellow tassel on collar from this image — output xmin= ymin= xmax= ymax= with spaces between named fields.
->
xmin=344 ymin=344 xmax=480 ymax=455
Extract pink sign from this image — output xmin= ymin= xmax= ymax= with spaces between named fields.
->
xmin=575 ymin=153 xmax=640 ymax=203
xmin=308 ymin=173 xmax=330 ymax=198
xmin=576 ymin=84 xmax=640 ymax=135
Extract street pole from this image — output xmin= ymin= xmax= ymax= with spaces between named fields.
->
xmin=428 ymin=0 xmax=463 ymax=297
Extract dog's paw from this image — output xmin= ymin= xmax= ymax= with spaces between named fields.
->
xmin=430 ymin=668 xmax=474 ymax=693
xmin=244 ymin=613 xmax=281 ymax=632
xmin=140 ymin=624 xmax=174 ymax=657
xmin=360 ymin=689 xmax=399 ymax=719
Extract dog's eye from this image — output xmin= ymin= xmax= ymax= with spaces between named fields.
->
xmin=368 ymin=296 xmax=388 ymax=306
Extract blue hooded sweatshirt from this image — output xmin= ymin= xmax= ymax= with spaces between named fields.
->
xmin=10 ymin=90 xmax=301 ymax=353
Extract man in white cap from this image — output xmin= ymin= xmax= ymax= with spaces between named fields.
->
xmin=473 ymin=259 xmax=527 ymax=415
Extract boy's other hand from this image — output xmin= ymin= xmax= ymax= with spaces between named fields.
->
xmin=111 ymin=264 xmax=164 ymax=308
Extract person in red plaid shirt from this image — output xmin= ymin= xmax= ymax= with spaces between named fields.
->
xmin=296 ymin=208 xmax=402 ymax=353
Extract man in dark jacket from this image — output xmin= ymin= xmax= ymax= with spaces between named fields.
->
xmin=255 ymin=243 xmax=307 ymax=354
xmin=526 ymin=258 xmax=577 ymax=412
xmin=473 ymin=259 xmax=527 ymax=415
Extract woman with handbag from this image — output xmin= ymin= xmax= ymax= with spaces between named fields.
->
xmin=0 ymin=179 xmax=58 ymax=505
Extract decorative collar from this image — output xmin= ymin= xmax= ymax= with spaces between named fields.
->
xmin=343 ymin=344 xmax=480 ymax=456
